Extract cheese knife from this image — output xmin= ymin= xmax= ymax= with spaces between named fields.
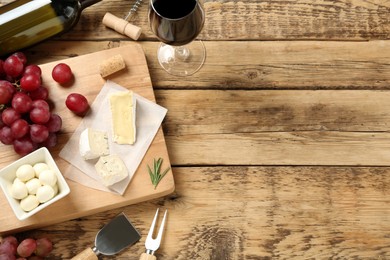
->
xmin=71 ymin=212 xmax=141 ymax=260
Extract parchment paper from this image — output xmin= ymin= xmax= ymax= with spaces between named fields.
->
xmin=59 ymin=80 xmax=167 ymax=195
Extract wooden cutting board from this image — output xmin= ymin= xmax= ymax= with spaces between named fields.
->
xmin=0 ymin=44 xmax=175 ymax=234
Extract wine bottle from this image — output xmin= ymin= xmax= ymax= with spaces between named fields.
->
xmin=0 ymin=0 xmax=102 ymax=57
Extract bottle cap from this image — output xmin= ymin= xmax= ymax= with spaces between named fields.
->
xmin=103 ymin=12 xmax=142 ymax=40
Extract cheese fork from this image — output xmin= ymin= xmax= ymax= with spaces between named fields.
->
xmin=140 ymin=208 xmax=167 ymax=260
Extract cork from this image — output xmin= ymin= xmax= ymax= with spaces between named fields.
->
xmin=103 ymin=12 xmax=142 ymax=40
xmin=99 ymin=54 xmax=126 ymax=78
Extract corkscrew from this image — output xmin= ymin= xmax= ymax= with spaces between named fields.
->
xmin=102 ymin=0 xmax=143 ymax=40
xmin=124 ymin=0 xmax=143 ymax=21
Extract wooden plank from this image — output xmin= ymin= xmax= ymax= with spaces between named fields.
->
xmin=0 ymin=44 xmax=174 ymax=234
xmin=156 ymin=89 xmax=390 ymax=166
xmin=23 ymin=166 xmax=390 ymax=259
xmin=166 ymin=131 xmax=390 ymax=166
xmin=77 ymin=0 xmax=390 ymax=41
xmin=156 ymin=89 xmax=390 ymax=134
xmin=25 ymin=40 xmax=390 ymax=90
xmin=2 ymin=0 xmax=389 ymax=41
xmin=141 ymin=41 xmax=390 ymax=89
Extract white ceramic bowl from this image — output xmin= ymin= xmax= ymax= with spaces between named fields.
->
xmin=0 ymin=147 xmax=70 ymax=220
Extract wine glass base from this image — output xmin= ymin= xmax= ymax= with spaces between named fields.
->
xmin=157 ymin=41 xmax=206 ymax=76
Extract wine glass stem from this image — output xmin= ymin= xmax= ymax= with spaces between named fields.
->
xmin=157 ymin=41 xmax=205 ymax=76
xmin=175 ymin=46 xmax=190 ymax=61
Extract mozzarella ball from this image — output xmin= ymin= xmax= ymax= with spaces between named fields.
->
xmin=52 ymin=183 xmax=59 ymax=196
xmin=20 ymin=195 xmax=39 ymax=212
xmin=11 ymin=179 xmax=28 ymax=200
xmin=25 ymin=178 xmax=42 ymax=195
xmin=13 ymin=177 xmax=24 ymax=185
xmin=36 ymin=185 xmax=55 ymax=203
xmin=33 ymin=163 xmax=50 ymax=178
xmin=16 ymin=164 xmax=35 ymax=182
xmin=39 ymin=170 xmax=57 ymax=187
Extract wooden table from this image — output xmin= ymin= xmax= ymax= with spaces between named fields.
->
xmin=1 ymin=0 xmax=390 ymax=258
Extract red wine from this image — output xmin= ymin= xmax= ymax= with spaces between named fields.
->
xmin=153 ymin=0 xmax=196 ymax=19
xmin=149 ymin=0 xmax=205 ymax=46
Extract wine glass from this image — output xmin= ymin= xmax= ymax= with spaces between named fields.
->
xmin=148 ymin=0 xmax=206 ymax=76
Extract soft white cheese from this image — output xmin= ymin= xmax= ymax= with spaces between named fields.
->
xmin=20 ymin=195 xmax=39 ymax=212
xmin=79 ymin=128 xmax=110 ymax=160
xmin=109 ymin=91 xmax=136 ymax=145
xmin=11 ymin=178 xmax=28 ymax=200
xmin=16 ymin=164 xmax=35 ymax=182
xmin=25 ymin=178 xmax=41 ymax=195
xmin=33 ymin=162 xmax=49 ymax=178
xmin=39 ymin=169 xmax=57 ymax=187
xmin=94 ymin=155 xmax=128 ymax=187
xmin=36 ymin=185 xmax=55 ymax=203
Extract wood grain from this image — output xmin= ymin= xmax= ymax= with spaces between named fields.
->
xmin=2 ymin=0 xmax=389 ymax=41
xmin=1 ymin=39 xmax=388 ymax=258
xmin=25 ymin=40 xmax=390 ymax=90
xmin=22 ymin=166 xmax=390 ymax=259
xmin=1 ymin=0 xmax=390 ymax=258
xmin=156 ymin=89 xmax=390 ymax=166
xmin=1 ymin=0 xmax=390 ymax=41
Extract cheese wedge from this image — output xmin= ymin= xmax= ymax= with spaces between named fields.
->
xmin=79 ymin=128 xmax=110 ymax=160
xmin=109 ymin=91 xmax=136 ymax=144
xmin=94 ymin=155 xmax=128 ymax=186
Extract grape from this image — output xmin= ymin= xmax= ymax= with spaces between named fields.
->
xmin=45 ymin=114 xmax=62 ymax=133
xmin=20 ymin=74 xmax=41 ymax=92
xmin=0 ymin=241 xmax=17 ymax=256
xmin=5 ymin=74 xmax=14 ymax=82
xmin=11 ymin=119 xmax=29 ymax=139
xmin=0 ymin=235 xmax=53 ymax=259
xmin=0 ymin=113 xmax=5 ymax=129
xmin=0 ymin=236 xmax=52 ymax=259
xmin=0 ymin=85 xmax=13 ymax=105
xmin=0 ymin=126 xmax=14 ymax=145
xmin=16 ymin=239 xmax=36 ymax=258
xmin=1 ymin=80 xmax=16 ymax=94
xmin=0 ymin=60 xmax=5 ymax=78
xmin=12 ymin=92 xmax=33 ymax=114
xmin=3 ymin=56 xmax=24 ymax=78
xmin=65 ymin=93 xmax=89 ymax=115
xmin=42 ymin=133 xmax=57 ymax=148
xmin=2 ymin=236 xmax=18 ymax=250
xmin=2 ymin=108 xmax=21 ymax=126
xmin=29 ymin=107 xmax=50 ymax=124
xmin=0 ymin=52 xmax=67 ymax=156
xmin=0 ymin=237 xmax=18 ymax=256
xmin=0 ymin=237 xmax=17 ymax=259
xmin=30 ymin=124 xmax=49 ymax=143
xmin=13 ymin=137 xmax=35 ymax=156
xmin=28 ymin=86 xmax=48 ymax=101
xmin=34 ymin=238 xmax=52 ymax=257
xmin=23 ymin=65 xmax=41 ymax=77
xmin=52 ymin=63 xmax=73 ymax=84
xmin=0 ymin=80 xmax=15 ymax=104
xmin=0 ymin=253 xmax=16 ymax=260
xmin=31 ymin=100 xmax=49 ymax=111
xmin=12 ymin=52 xmax=27 ymax=65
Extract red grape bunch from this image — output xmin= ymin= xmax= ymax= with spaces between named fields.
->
xmin=0 ymin=236 xmax=53 ymax=259
xmin=0 ymin=52 xmax=62 ymax=156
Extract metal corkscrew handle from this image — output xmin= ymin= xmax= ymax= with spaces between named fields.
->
xmin=124 ymin=0 xmax=143 ymax=21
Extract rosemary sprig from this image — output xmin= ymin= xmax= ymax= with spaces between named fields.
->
xmin=147 ymin=157 xmax=170 ymax=189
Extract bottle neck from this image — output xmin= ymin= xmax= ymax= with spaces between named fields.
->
xmin=80 ymin=0 xmax=102 ymax=10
